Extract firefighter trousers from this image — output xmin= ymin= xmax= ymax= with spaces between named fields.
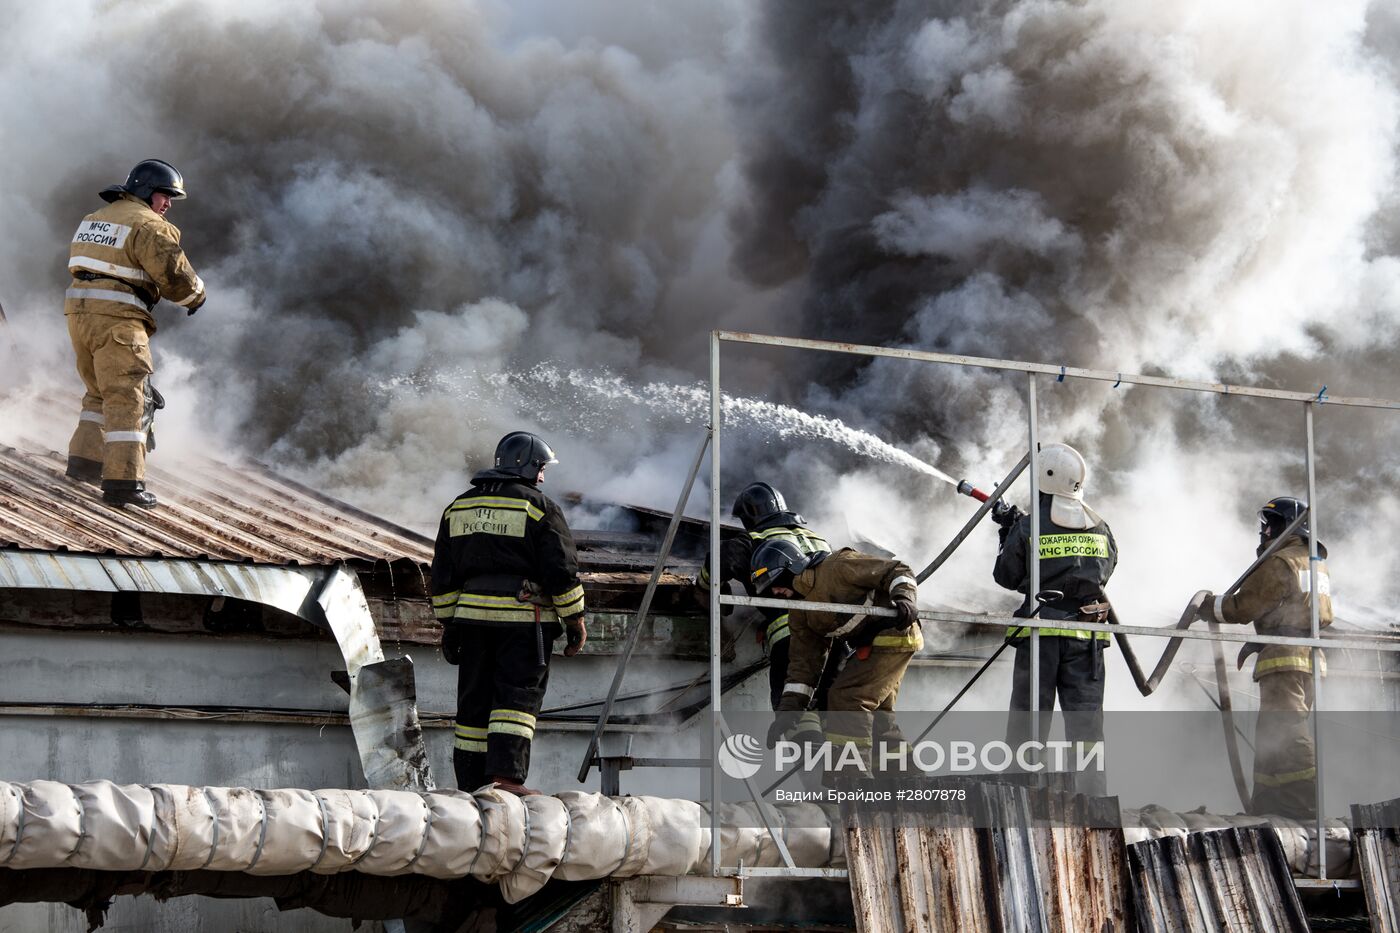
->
xmin=1251 ymin=670 xmax=1316 ymax=819
xmin=1007 ymin=636 xmax=1107 ymax=796
xmin=66 ymin=313 xmax=153 ymax=481
xmin=448 ymin=622 xmax=559 ymax=788
xmin=822 ymin=648 xmax=914 ymax=769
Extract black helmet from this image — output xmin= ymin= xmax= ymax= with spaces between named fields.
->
xmin=750 ymin=539 xmax=812 ymax=594
xmin=100 ymin=159 xmax=187 ymax=204
xmin=1259 ymin=496 xmax=1308 ymax=540
xmin=494 ymin=431 xmax=558 ymax=482
xmin=732 ymin=482 xmax=788 ymax=531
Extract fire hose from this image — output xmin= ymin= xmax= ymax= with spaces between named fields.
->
xmin=940 ymin=470 xmax=1309 ymax=811
xmin=1108 ymin=508 xmax=1308 ymax=810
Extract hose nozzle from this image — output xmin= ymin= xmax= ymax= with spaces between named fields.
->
xmin=956 ymin=480 xmax=990 ymax=503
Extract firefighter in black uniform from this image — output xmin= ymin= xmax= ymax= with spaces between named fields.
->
xmin=430 ymin=432 xmax=587 ymax=796
xmin=694 ymin=482 xmax=831 ymax=709
xmin=993 ymin=443 xmax=1117 ymax=795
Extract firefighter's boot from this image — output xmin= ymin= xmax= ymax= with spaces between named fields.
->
xmin=102 ymin=479 xmax=158 ymax=509
xmin=66 ymin=456 xmax=103 ymax=485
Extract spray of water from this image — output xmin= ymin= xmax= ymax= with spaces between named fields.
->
xmin=384 ymin=363 xmax=960 ymax=485
xmin=503 ymin=364 xmax=961 ymax=485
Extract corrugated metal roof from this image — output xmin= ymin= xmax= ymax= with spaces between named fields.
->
xmin=1126 ymin=826 xmax=1310 ymax=932
xmin=843 ymin=779 xmax=1130 ymax=932
xmin=1352 ymin=797 xmax=1400 ymax=933
xmin=0 ymin=441 xmax=433 ymax=567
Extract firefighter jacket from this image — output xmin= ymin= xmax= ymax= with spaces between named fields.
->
xmin=430 ymin=470 xmax=585 ymax=627
xmin=994 ymin=496 xmax=1118 ymax=640
xmin=782 ymin=548 xmax=920 ymax=704
xmin=1200 ymin=535 xmax=1332 ymax=681
xmin=65 ymin=193 xmax=206 ymax=329
xmin=695 ymin=512 xmax=829 ymax=645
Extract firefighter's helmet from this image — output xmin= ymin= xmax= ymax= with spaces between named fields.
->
xmin=1039 ymin=443 xmax=1088 ymax=498
xmin=494 ymin=432 xmax=558 ymax=482
xmin=101 ymin=159 xmax=187 ymax=204
xmin=1259 ymin=496 xmax=1308 ymax=540
xmin=732 ymin=482 xmax=787 ymax=531
xmin=750 ymin=538 xmax=812 ymax=594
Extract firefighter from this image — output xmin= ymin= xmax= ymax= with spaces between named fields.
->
xmin=1197 ymin=496 xmax=1330 ymax=819
xmin=430 ymin=432 xmax=588 ymax=796
xmin=993 ymin=443 xmax=1117 ymax=794
xmin=64 ymin=159 xmax=207 ymax=509
xmin=694 ymin=482 xmax=831 ymax=708
xmin=755 ymin=540 xmax=920 ymax=770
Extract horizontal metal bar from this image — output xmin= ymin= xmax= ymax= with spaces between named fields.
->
xmin=720 ymin=594 xmax=1400 ymax=652
xmin=0 ymin=703 xmax=671 ymax=733
xmin=631 ymin=874 xmax=744 ymax=906
xmin=1292 ymin=878 xmax=1362 ymax=890
xmin=629 ymin=757 xmax=711 ymax=769
xmin=734 ymin=867 xmax=850 ymax=879
xmin=716 ymin=332 xmax=1400 ymax=411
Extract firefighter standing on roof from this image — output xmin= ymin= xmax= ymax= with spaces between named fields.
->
xmin=754 ymin=542 xmax=921 ymax=768
xmin=993 ymin=443 xmax=1117 ymax=795
xmin=430 ymin=432 xmax=587 ymax=796
xmin=1197 ymin=496 xmax=1330 ymax=819
xmin=694 ymin=482 xmax=832 ymax=709
xmin=64 ymin=159 xmax=207 ymax=510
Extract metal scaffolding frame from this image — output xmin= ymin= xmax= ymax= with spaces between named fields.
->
xmin=587 ymin=329 xmax=1400 ymax=883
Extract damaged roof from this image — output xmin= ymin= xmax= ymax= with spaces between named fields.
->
xmin=0 ymin=441 xmax=433 ymax=567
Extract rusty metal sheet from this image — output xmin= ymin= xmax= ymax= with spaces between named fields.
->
xmin=0 ymin=442 xmax=433 ymax=567
xmin=1352 ymin=797 xmax=1400 ymax=933
xmin=1126 ymin=826 xmax=1310 ymax=933
xmin=843 ymin=780 xmax=1129 ymax=933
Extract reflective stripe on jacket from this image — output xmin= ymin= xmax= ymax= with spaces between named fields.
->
xmin=993 ymin=496 xmax=1117 ymax=640
xmin=65 ymin=193 xmax=205 ymax=327
xmin=1202 ymin=536 xmax=1332 ymax=681
xmin=430 ymin=472 xmax=584 ymax=627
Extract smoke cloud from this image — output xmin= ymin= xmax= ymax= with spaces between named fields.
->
xmin=3 ymin=0 xmax=1400 ymax=665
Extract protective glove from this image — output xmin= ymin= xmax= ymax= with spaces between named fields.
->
xmin=441 ymin=625 xmax=464 ymax=666
xmin=768 ymin=690 xmax=810 ymax=747
xmin=563 ymin=617 xmax=587 ymax=657
xmin=767 ymin=712 xmax=798 ymax=748
xmin=893 ymin=597 xmax=919 ymax=630
xmin=991 ymin=500 xmax=1023 ymax=528
xmin=1195 ymin=593 xmax=1217 ymax=623
xmin=1236 ymin=642 xmax=1262 ymax=671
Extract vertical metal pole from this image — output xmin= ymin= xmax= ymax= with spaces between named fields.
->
xmin=1305 ymin=402 xmax=1325 ymax=879
xmin=1028 ymin=374 xmax=1041 ymax=722
xmin=709 ymin=331 xmax=723 ymax=875
xmin=576 ymin=430 xmax=711 ymax=783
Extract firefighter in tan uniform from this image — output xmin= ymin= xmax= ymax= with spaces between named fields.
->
xmin=1198 ymin=497 xmax=1331 ymax=819
xmin=753 ymin=541 xmax=920 ymax=770
xmin=64 ymin=159 xmax=206 ymax=509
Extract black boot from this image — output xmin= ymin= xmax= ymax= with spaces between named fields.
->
xmin=102 ymin=480 xmax=158 ymax=509
xmin=65 ymin=456 xmax=103 ymax=485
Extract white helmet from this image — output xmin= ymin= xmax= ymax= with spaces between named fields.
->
xmin=1038 ymin=443 xmax=1101 ymax=529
